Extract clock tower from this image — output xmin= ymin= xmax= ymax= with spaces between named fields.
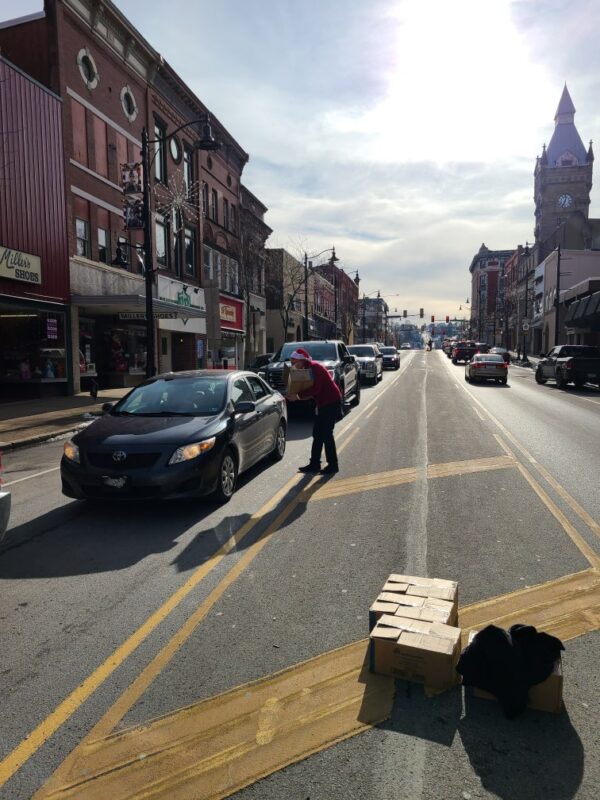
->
xmin=534 ymin=85 xmax=594 ymax=252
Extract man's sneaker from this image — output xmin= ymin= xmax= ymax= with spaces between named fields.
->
xmin=298 ymin=463 xmax=320 ymax=473
xmin=320 ymin=464 xmax=339 ymax=475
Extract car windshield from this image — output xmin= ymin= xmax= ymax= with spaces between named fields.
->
xmin=348 ymin=346 xmax=377 ymax=357
xmin=380 ymin=347 xmax=396 ymax=354
xmin=114 ymin=377 xmax=227 ymax=416
xmin=277 ymin=342 xmax=337 ymax=361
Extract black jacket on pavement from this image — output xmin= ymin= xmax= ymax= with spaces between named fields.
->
xmin=457 ymin=624 xmax=564 ymax=718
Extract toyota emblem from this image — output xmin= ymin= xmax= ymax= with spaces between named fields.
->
xmin=112 ymin=451 xmax=127 ymax=463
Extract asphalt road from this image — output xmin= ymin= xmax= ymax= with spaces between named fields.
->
xmin=1 ymin=351 xmax=599 ymax=799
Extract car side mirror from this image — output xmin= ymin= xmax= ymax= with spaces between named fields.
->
xmin=234 ymin=400 xmax=256 ymax=414
xmin=343 ymin=355 xmax=354 ymax=365
xmin=101 ymin=402 xmax=114 ymax=414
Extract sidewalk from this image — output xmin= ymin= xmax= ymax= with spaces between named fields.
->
xmin=0 ymin=388 xmax=131 ymax=450
xmin=508 ymin=351 xmax=540 ymax=368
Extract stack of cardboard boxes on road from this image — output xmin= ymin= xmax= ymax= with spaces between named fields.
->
xmin=368 ymin=573 xmax=563 ymax=712
xmin=369 ymin=574 xmax=460 ymax=693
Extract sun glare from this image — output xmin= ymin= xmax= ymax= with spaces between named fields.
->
xmin=332 ymin=0 xmax=557 ymax=165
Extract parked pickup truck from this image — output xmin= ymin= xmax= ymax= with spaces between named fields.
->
xmin=535 ymin=345 xmax=600 ymax=389
xmin=452 ymin=341 xmax=478 ymax=364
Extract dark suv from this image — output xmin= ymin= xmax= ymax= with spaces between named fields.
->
xmin=260 ymin=340 xmax=361 ymax=408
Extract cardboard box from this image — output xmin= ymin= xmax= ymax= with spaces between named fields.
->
xmin=369 ymin=594 xmax=456 ymax=629
xmin=284 ymin=365 xmax=314 ymax=396
xmin=370 ymin=574 xmax=458 ymax=630
xmin=467 ymin=631 xmax=564 ymax=713
xmin=369 ymin=614 xmax=461 ymax=690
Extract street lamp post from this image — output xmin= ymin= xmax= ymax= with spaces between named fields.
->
xmin=303 ymin=246 xmax=338 ymax=340
xmin=140 ymin=118 xmax=220 ymax=378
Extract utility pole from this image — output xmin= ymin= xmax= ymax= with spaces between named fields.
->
xmin=554 ymin=244 xmax=561 ymax=346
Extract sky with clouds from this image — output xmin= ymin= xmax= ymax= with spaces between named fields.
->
xmin=2 ymin=0 xmax=600 ymax=319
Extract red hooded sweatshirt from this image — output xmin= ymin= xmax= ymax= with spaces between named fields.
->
xmin=294 ymin=351 xmax=342 ymax=409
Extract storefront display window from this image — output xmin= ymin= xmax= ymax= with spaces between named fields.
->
xmin=107 ymin=325 xmax=147 ymax=374
xmin=0 ymin=305 xmax=68 ymax=382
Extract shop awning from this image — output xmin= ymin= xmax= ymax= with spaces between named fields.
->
xmin=72 ymin=294 xmax=206 ymax=318
xmin=565 ymin=300 xmax=580 ymax=324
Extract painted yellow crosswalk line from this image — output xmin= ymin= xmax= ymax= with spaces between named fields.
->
xmin=36 ymin=568 xmax=600 ymax=800
xmin=36 ymin=641 xmax=394 ymax=800
xmin=308 ymin=455 xmax=516 ymax=501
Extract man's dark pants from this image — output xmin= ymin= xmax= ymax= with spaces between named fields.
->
xmin=310 ymin=402 xmax=339 ymax=468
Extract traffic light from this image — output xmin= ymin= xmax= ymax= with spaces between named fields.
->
xmin=445 ymin=315 xmax=449 ymax=323
xmin=419 ymin=308 xmax=424 ymax=318
xmin=403 ymin=309 xmax=407 ymax=318
xmin=431 ymin=315 xmax=435 ymax=323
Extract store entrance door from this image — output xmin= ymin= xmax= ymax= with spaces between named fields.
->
xmin=172 ymin=333 xmax=195 ymax=372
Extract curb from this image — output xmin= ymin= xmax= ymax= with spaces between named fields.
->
xmin=0 ymin=423 xmax=92 ymax=452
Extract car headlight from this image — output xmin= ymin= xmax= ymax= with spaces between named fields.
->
xmin=168 ymin=437 xmax=216 ymax=465
xmin=63 ymin=440 xmax=80 ymax=464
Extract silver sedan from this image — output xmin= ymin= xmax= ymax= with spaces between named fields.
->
xmin=465 ymin=353 xmax=508 ymax=384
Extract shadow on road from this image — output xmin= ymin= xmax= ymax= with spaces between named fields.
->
xmin=0 ymin=463 xmax=319 ymax=580
xmin=459 ymin=692 xmax=583 ymax=800
xmin=379 ymin=683 xmax=583 ymax=799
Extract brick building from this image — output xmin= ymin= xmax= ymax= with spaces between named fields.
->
xmin=0 ymin=0 xmax=250 ymax=388
xmin=0 ymin=53 xmax=69 ymax=400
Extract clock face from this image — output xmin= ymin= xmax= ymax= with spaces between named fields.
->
xmin=557 ymin=193 xmax=573 ymax=209
xmin=170 ymin=137 xmax=182 ymax=163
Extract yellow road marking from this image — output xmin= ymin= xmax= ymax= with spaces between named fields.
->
xmin=445 ymin=354 xmax=600 ymax=543
xmin=365 ymin=405 xmax=378 ymax=420
xmin=459 ymin=567 xmax=600 ymax=644
xmin=0 ymin=470 xmax=304 ymax=788
xmin=515 ymin=463 xmax=600 ymax=568
xmin=1 ymin=369 xmax=399 ymax=788
xmin=309 ymin=455 xmax=515 ymax=501
xmin=37 ymin=641 xmax=394 ymax=800
xmin=36 ymin=569 xmax=600 ymax=800
xmin=471 ymin=405 xmax=486 ymax=421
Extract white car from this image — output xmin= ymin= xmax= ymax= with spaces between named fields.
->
xmin=348 ymin=344 xmax=383 ymax=384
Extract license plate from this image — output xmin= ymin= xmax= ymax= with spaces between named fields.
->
xmin=102 ymin=476 xmax=129 ymax=489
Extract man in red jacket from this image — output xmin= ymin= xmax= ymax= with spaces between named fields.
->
xmin=287 ymin=348 xmax=342 ymax=475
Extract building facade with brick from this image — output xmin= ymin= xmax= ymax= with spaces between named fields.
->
xmin=0 ymin=53 xmax=69 ymax=400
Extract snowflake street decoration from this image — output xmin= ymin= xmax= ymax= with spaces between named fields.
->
xmin=155 ymin=175 xmax=201 ymax=235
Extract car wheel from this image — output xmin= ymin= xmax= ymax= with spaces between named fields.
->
xmin=535 ymin=368 xmax=547 ymax=385
xmin=351 ymin=380 xmax=361 ymax=407
xmin=573 ymin=379 xmax=585 ymax=388
xmin=271 ymin=421 xmax=287 ymax=462
xmin=556 ymin=370 xmax=568 ymax=390
xmin=465 ymin=373 xmax=470 ymax=382
xmin=501 ymin=377 xmax=507 ymax=385
xmin=213 ymin=448 xmax=237 ymax=503
xmin=452 ymin=358 xmax=457 ymax=365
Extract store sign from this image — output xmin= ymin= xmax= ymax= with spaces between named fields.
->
xmin=47 ymin=318 xmax=58 ymax=339
xmin=0 ymin=245 xmax=42 ymax=284
xmin=157 ymin=276 xmax=205 ymax=311
xmin=119 ymin=312 xmax=178 ymax=320
xmin=220 ymin=303 xmax=237 ymax=323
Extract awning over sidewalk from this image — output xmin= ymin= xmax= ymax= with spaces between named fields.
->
xmin=71 ymin=294 xmax=206 ymax=319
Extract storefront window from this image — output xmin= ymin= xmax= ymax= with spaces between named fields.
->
xmin=79 ymin=317 xmax=97 ymax=377
xmin=0 ymin=305 xmax=68 ymax=382
xmin=107 ymin=325 xmax=147 ymax=374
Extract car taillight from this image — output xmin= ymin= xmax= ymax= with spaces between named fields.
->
xmin=565 ymin=358 xmax=574 ymax=370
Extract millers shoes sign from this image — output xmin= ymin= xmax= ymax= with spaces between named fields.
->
xmin=0 ymin=245 xmax=42 ymax=285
